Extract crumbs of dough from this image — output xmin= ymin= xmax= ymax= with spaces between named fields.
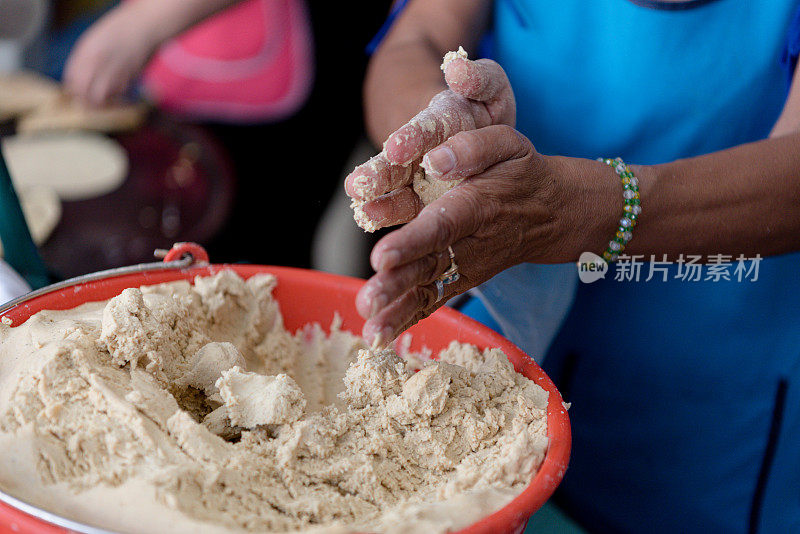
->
xmin=350 ymin=46 xmax=472 ymax=233
xmin=0 ymin=317 xmax=11 ymax=326
xmin=0 ymin=270 xmax=548 ymax=534
xmin=351 ymin=197 xmax=379 ymax=233
xmin=441 ymin=46 xmax=468 ymax=71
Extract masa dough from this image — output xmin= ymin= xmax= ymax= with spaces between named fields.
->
xmin=350 ymin=166 xmax=454 ymax=232
xmin=0 ymin=184 xmax=61 ymax=258
xmin=2 ymin=132 xmax=128 ymax=201
xmin=441 ymin=46 xmax=468 ymax=71
xmin=216 ymin=366 xmax=306 ymax=427
xmin=17 ymin=99 xmax=147 ymax=135
xmin=0 ymin=271 xmax=548 ymax=533
xmin=350 ymin=48 xmax=470 ymax=232
xmin=0 ymin=71 xmax=61 ymax=122
xmin=0 ymin=71 xmax=146 ymax=133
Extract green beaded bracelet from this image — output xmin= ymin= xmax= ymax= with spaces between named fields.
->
xmin=597 ymin=157 xmax=641 ymax=262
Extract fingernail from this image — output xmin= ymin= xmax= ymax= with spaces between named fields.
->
xmin=378 ymin=327 xmax=394 ymax=348
xmin=364 ymin=322 xmax=379 ymax=347
xmin=422 ymin=146 xmax=456 ymax=177
xmin=364 ymin=323 xmax=392 ymax=349
xmin=378 ymin=249 xmax=401 ymax=271
xmin=352 ymin=174 xmax=369 ymax=196
xmin=371 ymin=328 xmax=392 ymax=351
xmin=370 ymin=294 xmax=388 ymax=317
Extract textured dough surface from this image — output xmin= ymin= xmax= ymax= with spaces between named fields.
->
xmin=0 ymin=271 xmax=548 ymax=533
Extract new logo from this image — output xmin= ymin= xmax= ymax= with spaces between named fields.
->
xmin=576 ymin=252 xmax=608 ymax=283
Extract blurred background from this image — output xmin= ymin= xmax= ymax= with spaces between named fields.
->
xmin=0 ymin=0 xmax=390 ymax=282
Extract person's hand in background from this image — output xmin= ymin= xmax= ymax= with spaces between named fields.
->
xmin=63 ymin=0 xmax=239 ymax=106
xmin=63 ymin=3 xmax=158 ymax=105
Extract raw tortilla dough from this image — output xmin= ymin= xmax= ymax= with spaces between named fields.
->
xmin=349 ymin=164 xmax=438 ymax=233
xmin=0 ymin=71 xmax=61 ymax=122
xmin=0 ymin=71 xmax=146 ymax=133
xmin=350 ymin=156 xmax=460 ymax=235
xmin=412 ymin=165 xmax=462 ymax=206
xmin=350 ymin=48 xmax=469 ymax=232
xmin=441 ymin=46 xmax=469 ymax=71
xmin=216 ymin=366 xmax=306 ymax=427
xmin=0 ymin=271 xmax=548 ymax=534
xmin=17 ymin=99 xmax=147 ymax=135
xmin=0 ymin=184 xmax=61 ymax=257
xmin=2 ymin=132 xmax=128 ymax=201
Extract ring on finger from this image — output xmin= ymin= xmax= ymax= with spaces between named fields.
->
xmin=434 ymin=246 xmax=460 ymax=303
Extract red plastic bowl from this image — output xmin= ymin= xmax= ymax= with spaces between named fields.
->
xmin=0 ymin=264 xmax=571 ymax=534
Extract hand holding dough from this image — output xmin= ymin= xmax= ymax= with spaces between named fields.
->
xmin=345 ymin=47 xmax=516 ymax=232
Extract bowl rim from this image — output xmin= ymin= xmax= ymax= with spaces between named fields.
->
xmin=0 ymin=264 xmax=571 ymax=534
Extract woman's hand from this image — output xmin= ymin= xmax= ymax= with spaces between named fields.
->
xmin=345 ymin=54 xmax=516 ymax=230
xmin=349 ymin=55 xmax=619 ymax=346
xmin=63 ymin=5 xmax=158 ymax=106
xmin=357 ymin=129 xmax=616 ymax=345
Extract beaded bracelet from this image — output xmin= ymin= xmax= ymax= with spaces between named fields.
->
xmin=597 ymin=157 xmax=641 ymax=262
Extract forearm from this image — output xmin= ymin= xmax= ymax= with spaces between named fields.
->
xmin=562 ymin=133 xmax=800 ymax=260
xmin=365 ymin=41 xmax=446 ymax=145
xmin=364 ymin=0 xmax=490 ymax=146
xmin=114 ymin=0 xmax=240 ymax=47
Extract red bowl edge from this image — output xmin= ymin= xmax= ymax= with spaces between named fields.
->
xmin=0 ymin=264 xmax=571 ymax=534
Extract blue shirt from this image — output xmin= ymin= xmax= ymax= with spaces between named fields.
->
xmin=481 ymin=1 xmax=800 ymax=532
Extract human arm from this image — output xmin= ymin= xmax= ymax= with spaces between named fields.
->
xmin=364 ymin=0 xmax=492 ymax=144
xmin=347 ymin=0 xmax=511 ymax=231
xmin=353 ymin=6 xmax=800 ymax=344
xmin=770 ymin=61 xmax=800 ymax=137
xmin=63 ymin=0 xmax=240 ymax=105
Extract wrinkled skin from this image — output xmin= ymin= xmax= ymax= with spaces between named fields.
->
xmin=346 ymin=55 xmax=603 ymax=345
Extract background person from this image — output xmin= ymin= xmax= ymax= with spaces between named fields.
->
xmin=53 ymin=0 xmax=391 ymax=268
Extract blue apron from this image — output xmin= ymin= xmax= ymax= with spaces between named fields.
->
xmin=478 ymin=1 xmax=800 ymax=532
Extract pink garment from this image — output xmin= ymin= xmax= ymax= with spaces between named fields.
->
xmin=142 ymin=0 xmax=313 ymax=123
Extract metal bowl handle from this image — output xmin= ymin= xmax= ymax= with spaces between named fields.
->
xmin=0 ymin=242 xmax=210 ymax=316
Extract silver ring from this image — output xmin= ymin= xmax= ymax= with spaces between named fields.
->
xmin=434 ymin=246 xmax=460 ymax=302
